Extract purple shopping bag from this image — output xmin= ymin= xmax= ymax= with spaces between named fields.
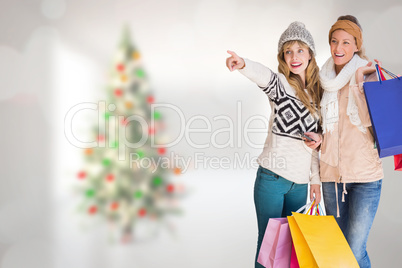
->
xmin=257 ymin=218 xmax=292 ymax=268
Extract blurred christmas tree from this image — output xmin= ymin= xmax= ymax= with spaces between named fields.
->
xmin=75 ymin=27 xmax=184 ymax=243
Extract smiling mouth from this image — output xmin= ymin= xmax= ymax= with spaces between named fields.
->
xmin=335 ymin=53 xmax=345 ymax=57
xmin=291 ymin=63 xmax=302 ymax=67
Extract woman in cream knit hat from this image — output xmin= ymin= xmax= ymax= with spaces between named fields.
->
xmin=226 ymin=21 xmax=322 ymax=268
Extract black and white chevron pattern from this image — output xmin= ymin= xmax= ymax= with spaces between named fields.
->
xmin=261 ymin=73 xmax=318 ymax=140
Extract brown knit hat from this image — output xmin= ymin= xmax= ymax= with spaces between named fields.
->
xmin=328 ymin=20 xmax=363 ymax=49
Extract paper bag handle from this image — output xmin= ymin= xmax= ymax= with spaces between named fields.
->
xmin=295 ymin=199 xmax=325 ymax=216
xmin=376 ymin=64 xmax=400 ymax=84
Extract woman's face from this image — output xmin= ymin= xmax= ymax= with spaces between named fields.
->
xmin=283 ymin=42 xmax=311 ymax=83
xmin=330 ymin=30 xmax=358 ymax=71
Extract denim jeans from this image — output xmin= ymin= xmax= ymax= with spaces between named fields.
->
xmin=322 ymin=180 xmax=382 ymax=268
xmin=253 ymin=166 xmax=308 ymax=268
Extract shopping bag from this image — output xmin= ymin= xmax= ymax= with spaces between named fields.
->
xmin=363 ymin=65 xmax=402 ymax=158
xmin=286 ymin=201 xmax=322 ymax=267
xmin=290 ymin=242 xmax=300 ymax=268
xmin=395 ymin=154 xmax=402 ymax=171
xmin=257 ymin=218 xmax=292 ymax=268
xmin=288 ymin=212 xmax=359 ymax=268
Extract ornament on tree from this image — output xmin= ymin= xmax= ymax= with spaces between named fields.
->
xmin=120 ymin=74 xmax=128 ymax=82
xmin=121 ymin=117 xmax=129 ymax=126
xmin=153 ymin=111 xmax=161 ymax=120
xmin=125 ymin=101 xmax=133 ymax=109
xmin=102 ymin=158 xmax=111 ymax=166
xmin=110 ymin=202 xmax=119 ymax=211
xmin=138 ymin=208 xmax=146 ymax=217
xmin=88 ymin=206 xmax=97 ymax=214
xmin=136 ymin=69 xmax=145 ymax=78
xmin=117 ymin=64 xmax=125 ymax=72
xmin=114 ymin=89 xmax=123 ymax=97
xmin=134 ymin=190 xmax=143 ymax=199
xmin=152 ymin=176 xmax=162 ymax=186
xmin=77 ymin=171 xmax=86 ymax=179
xmin=147 ymin=95 xmax=154 ymax=104
xmin=110 ymin=141 xmax=119 ymax=148
xmin=132 ymin=51 xmax=141 ymax=60
xmin=136 ymin=150 xmax=145 ymax=158
xmin=106 ymin=174 xmax=115 ymax=182
xmin=166 ymin=184 xmax=174 ymax=193
xmin=86 ymin=189 xmax=95 ymax=197
xmin=158 ymin=147 xmax=166 ymax=155
xmin=174 ymin=167 xmax=182 ymax=175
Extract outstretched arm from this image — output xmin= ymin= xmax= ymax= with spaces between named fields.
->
xmin=226 ymin=50 xmax=245 ymax=71
xmin=226 ymin=50 xmax=273 ymax=88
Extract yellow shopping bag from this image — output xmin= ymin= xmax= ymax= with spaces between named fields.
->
xmin=288 ymin=212 xmax=359 ymax=268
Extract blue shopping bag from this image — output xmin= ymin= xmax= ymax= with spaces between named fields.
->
xmin=363 ymin=65 xmax=402 ymax=158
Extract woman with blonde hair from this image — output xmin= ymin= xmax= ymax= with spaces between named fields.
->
xmin=304 ymin=15 xmax=383 ymax=267
xmin=226 ymin=21 xmax=323 ymax=268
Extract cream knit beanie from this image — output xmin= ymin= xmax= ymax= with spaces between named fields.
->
xmin=278 ymin=21 xmax=316 ymax=56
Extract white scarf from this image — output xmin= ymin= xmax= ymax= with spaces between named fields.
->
xmin=320 ymin=54 xmax=368 ymax=134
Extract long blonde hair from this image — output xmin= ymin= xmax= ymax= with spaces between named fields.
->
xmin=277 ymin=40 xmax=323 ymax=117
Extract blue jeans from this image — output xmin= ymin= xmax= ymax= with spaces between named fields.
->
xmin=322 ymin=180 xmax=382 ymax=268
xmin=253 ymin=166 xmax=308 ymax=268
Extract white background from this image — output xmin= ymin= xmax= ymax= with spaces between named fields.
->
xmin=0 ymin=0 xmax=401 ymax=267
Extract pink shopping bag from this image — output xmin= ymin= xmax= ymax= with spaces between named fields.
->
xmin=395 ymin=154 xmax=402 ymax=171
xmin=290 ymin=241 xmax=300 ymax=268
xmin=257 ymin=218 xmax=292 ymax=268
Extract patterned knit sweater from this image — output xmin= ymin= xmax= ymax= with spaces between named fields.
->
xmin=239 ymin=58 xmax=320 ymax=184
